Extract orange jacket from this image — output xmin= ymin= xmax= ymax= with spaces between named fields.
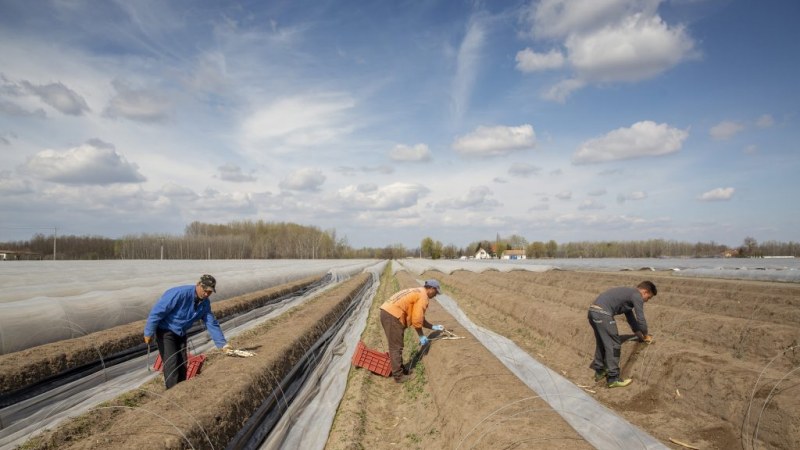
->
xmin=380 ymin=287 xmax=429 ymax=329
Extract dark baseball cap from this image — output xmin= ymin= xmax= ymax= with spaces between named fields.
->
xmin=199 ymin=274 xmax=216 ymax=292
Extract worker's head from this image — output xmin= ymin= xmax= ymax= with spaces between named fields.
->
xmin=196 ymin=274 xmax=216 ymax=298
xmin=637 ymin=280 xmax=657 ymax=302
xmin=424 ymin=279 xmax=441 ymax=298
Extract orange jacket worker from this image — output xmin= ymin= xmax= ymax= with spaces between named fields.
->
xmin=380 ymin=279 xmax=445 ymax=383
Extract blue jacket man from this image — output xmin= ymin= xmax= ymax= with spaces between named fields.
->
xmin=144 ymin=274 xmax=229 ymax=388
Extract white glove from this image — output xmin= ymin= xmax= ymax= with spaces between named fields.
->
xmin=432 ymin=324 xmax=445 ymax=331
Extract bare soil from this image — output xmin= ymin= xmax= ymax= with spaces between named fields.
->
xmin=9 ymin=265 xmax=800 ymax=450
xmin=328 ymin=268 xmax=800 ymax=450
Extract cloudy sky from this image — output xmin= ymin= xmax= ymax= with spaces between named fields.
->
xmin=1 ymin=0 xmax=798 ymax=249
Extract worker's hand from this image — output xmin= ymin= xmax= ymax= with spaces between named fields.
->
xmin=642 ymin=335 xmax=654 ymax=344
xmin=144 ymin=335 xmax=151 ymax=345
xmin=222 ymin=343 xmax=232 ymax=353
xmin=419 ymin=335 xmax=429 ymax=346
xmin=432 ymin=324 xmax=445 ymax=331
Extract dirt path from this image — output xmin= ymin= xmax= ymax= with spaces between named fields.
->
xmin=327 ymin=269 xmax=592 ymax=450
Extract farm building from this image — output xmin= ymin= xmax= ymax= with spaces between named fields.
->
xmin=501 ymin=249 xmax=526 ymax=260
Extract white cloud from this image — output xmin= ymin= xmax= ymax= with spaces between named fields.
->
xmin=528 ymin=0 xmax=644 ymax=39
xmin=698 ymin=187 xmax=734 ymax=201
xmin=756 ymin=114 xmax=774 ymax=128
xmin=543 ymin=78 xmax=586 ymax=103
xmin=159 ymin=183 xmax=200 ymax=201
xmin=0 ymin=99 xmax=46 ymax=117
xmin=218 ymin=163 xmax=256 ymax=182
xmin=515 ymin=48 xmax=565 ymax=72
xmin=451 ymin=15 xmax=486 ymax=120
xmin=453 ymin=124 xmax=536 ymax=157
xmin=0 ymin=170 xmax=33 ymax=194
xmin=279 ymin=168 xmax=326 ymax=191
xmin=522 ymin=0 xmax=696 ymax=100
xmin=20 ymin=80 xmax=90 ymax=116
xmin=578 ymin=199 xmax=605 ymax=210
xmin=508 ymin=163 xmax=541 ymax=178
xmin=336 ymin=165 xmax=394 ymax=175
xmin=389 ymin=143 xmax=432 ymax=162
xmin=104 ymin=79 xmax=172 ymax=123
xmin=567 ymin=13 xmax=695 ymax=83
xmin=588 ymin=188 xmax=607 ymax=196
xmin=242 ymin=93 xmax=356 ymax=151
xmin=617 ymin=190 xmax=647 ymax=203
xmin=22 ymin=140 xmax=146 ymax=185
xmin=337 ymin=182 xmax=429 ymax=210
xmin=555 ymin=191 xmax=572 ymax=200
xmin=709 ymin=121 xmax=745 ymax=140
xmin=572 ymin=120 xmax=688 ymax=164
xmin=434 ymin=186 xmax=501 ymax=211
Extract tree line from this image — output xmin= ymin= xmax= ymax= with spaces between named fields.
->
xmin=0 ymin=221 xmax=797 ymax=260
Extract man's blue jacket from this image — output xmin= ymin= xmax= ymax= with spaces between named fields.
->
xmin=144 ymin=284 xmax=227 ymax=348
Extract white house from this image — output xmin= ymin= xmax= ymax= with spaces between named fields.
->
xmin=501 ymin=249 xmax=526 ymax=260
xmin=475 ymin=248 xmax=490 ymax=259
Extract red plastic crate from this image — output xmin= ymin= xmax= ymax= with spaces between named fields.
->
xmin=351 ymin=341 xmax=391 ymax=377
xmin=152 ymin=353 xmax=206 ymax=380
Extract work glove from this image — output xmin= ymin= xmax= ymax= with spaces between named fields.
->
xmin=222 ymin=343 xmax=232 ymax=352
xmin=642 ymin=335 xmax=654 ymax=344
xmin=419 ymin=335 xmax=429 ymax=346
xmin=144 ymin=335 xmax=151 ymax=344
xmin=432 ymin=324 xmax=445 ymax=331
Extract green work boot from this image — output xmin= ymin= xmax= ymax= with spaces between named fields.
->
xmin=594 ymin=369 xmax=608 ymax=382
xmin=607 ymin=378 xmax=633 ymax=388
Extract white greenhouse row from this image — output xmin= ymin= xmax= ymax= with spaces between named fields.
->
xmin=0 ymin=259 xmax=378 ymax=355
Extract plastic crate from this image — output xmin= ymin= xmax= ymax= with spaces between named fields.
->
xmin=152 ymin=353 xmax=206 ymax=380
xmin=351 ymin=341 xmax=391 ymax=377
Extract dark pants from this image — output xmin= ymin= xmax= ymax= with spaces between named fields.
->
xmin=588 ymin=310 xmax=622 ymax=381
xmin=380 ymin=309 xmax=406 ymax=380
xmin=156 ymin=328 xmax=188 ymax=389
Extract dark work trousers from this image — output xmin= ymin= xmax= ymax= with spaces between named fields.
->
xmin=588 ymin=310 xmax=623 ymax=381
xmin=380 ymin=309 xmax=406 ymax=380
xmin=156 ymin=328 xmax=188 ymax=389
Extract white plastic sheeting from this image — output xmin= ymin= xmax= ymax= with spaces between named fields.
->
xmin=395 ymin=257 xmax=800 ymax=282
xmin=433 ymin=289 xmax=668 ymax=450
xmin=0 ymin=261 xmax=379 ymax=449
xmin=261 ymin=262 xmax=385 ymax=449
xmin=0 ymin=259 xmax=378 ymax=354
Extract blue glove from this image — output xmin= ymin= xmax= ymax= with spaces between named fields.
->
xmin=419 ymin=335 xmax=429 ymax=346
xmin=432 ymin=324 xmax=444 ymax=331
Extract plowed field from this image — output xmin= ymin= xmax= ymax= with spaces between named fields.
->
xmin=328 ymin=268 xmax=800 ymax=450
xmin=8 ymin=265 xmax=800 ymax=449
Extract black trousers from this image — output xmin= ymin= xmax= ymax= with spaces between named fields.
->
xmin=156 ymin=328 xmax=188 ymax=389
xmin=588 ymin=310 xmax=622 ymax=381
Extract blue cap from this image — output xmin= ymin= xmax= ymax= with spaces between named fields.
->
xmin=424 ymin=279 xmax=441 ymax=292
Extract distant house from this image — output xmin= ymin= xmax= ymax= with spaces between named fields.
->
xmin=0 ymin=250 xmax=43 ymax=261
xmin=475 ymin=248 xmax=491 ymax=259
xmin=501 ymin=249 xmax=526 ymax=260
